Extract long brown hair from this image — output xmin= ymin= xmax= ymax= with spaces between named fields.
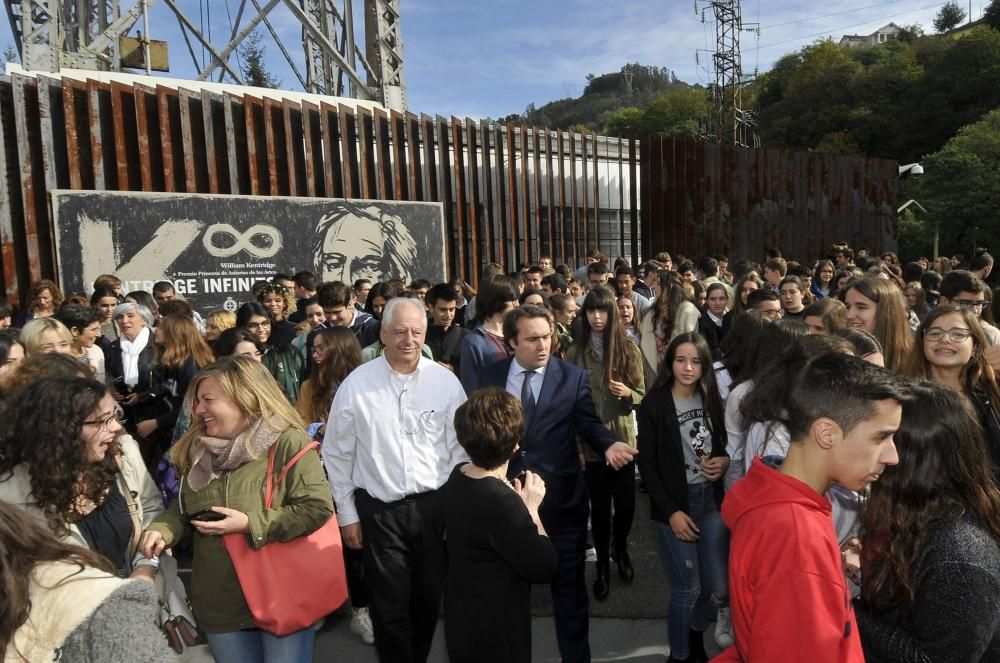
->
xmin=307 ymin=327 xmax=362 ymax=423
xmin=861 ymin=382 xmax=1000 ymax=613
xmin=846 ymin=277 xmax=914 ymax=372
xmin=155 ymin=314 xmax=214 ymax=370
xmin=903 ymin=305 xmax=1000 ymax=406
xmin=653 ymin=332 xmax=726 ymax=439
xmin=576 ymin=286 xmax=641 ymax=388
xmin=0 ymin=500 xmax=115 ymax=657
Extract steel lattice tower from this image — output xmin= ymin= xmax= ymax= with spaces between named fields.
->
xmin=4 ymin=0 xmax=408 ymax=111
xmin=709 ymin=0 xmax=757 ymax=147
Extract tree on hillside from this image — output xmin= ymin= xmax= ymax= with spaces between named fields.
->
xmin=239 ymin=31 xmax=281 ymax=89
xmin=897 ymin=23 xmax=926 ymax=42
xmin=918 ymin=109 xmax=1000 ymax=256
xmin=933 ymin=2 xmax=966 ymax=32
xmin=987 ymin=0 xmax=1000 ymax=29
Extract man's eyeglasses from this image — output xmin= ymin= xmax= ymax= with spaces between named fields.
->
xmin=924 ymin=328 xmax=972 ymax=343
xmin=952 ymin=299 xmax=987 ymax=310
xmin=84 ymin=404 xmax=126 ymax=431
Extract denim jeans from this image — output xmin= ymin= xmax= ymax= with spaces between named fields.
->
xmin=655 ymin=482 xmax=729 ymax=660
xmin=205 ymin=626 xmax=315 ymax=663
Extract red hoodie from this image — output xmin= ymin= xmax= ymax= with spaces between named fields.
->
xmin=715 ymin=457 xmax=864 ymax=663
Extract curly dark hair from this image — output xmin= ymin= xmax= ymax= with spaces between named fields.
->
xmin=0 ymin=376 xmax=119 ymax=537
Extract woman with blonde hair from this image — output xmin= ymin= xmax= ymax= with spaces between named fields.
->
xmin=843 ymin=277 xmax=914 ymax=373
xmin=205 ymin=310 xmax=237 ymax=346
xmin=20 ymin=317 xmax=73 ymax=355
xmin=139 ymin=356 xmax=334 ymax=662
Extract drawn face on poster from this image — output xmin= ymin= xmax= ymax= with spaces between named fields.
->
xmin=313 ymin=202 xmax=419 ymax=285
xmin=50 ymin=191 xmax=445 ymax=315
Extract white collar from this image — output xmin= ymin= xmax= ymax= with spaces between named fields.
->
xmin=707 ymin=310 xmax=724 ymax=327
xmin=511 ymin=359 xmax=547 ymax=379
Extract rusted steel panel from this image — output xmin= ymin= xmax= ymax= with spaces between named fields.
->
xmin=389 ymin=110 xmax=406 ymax=201
xmin=0 ymin=78 xmax=26 ymax=303
xmin=465 ymin=117 xmax=482 ymax=281
xmin=519 ymin=125 xmax=530 ymax=263
xmin=592 ymin=132 xmax=600 ymax=252
xmin=556 ymin=130 xmax=567 ymax=265
xmin=300 ymin=100 xmax=322 ymax=197
xmin=580 ymin=133 xmax=589 ymax=256
xmin=450 ymin=117 xmax=467 ymax=281
xmin=262 ymin=97 xmax=287 ymax=196
xmin=506 ymin=124 xmax=519 ymax=268
xmin=532 ymin=128 xmax=543 ymax=260
xmin=224 ymin=93 xmax=248 ymax=194
xmin=157 ymin=85 xmax=184 ymax=193
xmin=568 ymin=131 xmax=579 ymax=267
xmin=494 ymin=124 xmax=507 ymax=269
xmin=37 ymin=77 xmax=69 ymax=194
xmin=242 ymin=94 xmax=265 ymax=195
xmin=339 ymin=104 xmax=360 ymax=199
xmin=12 ymin=74 xmax=51 ymax=282
xmin=87 ymin=79 xmax=116 ymax=191
xmin=356 ymin=106 xmax=375 ymax=199
xmin=62 ymin=79 xmax=90 ymax=190
xmin=319 ymin=102 xmax=343 ymax=198
xmin=544 ymin=130 xmax=555 ymax=260
xmin=406 ymin=113 xmax=423 ymax=202
xmin=420 ymin=114 xmax=437 ymax=203
xmin=436 ymin=115 xmax=455 ymax=278
xmin=109 ymin=82 xmax=138 ymax=191
xmin=178 ymin=88 xmax=210 ymax=193
xmin=478 ymin=118 xmax=495 ymax=268
xmin=282 ymin=99 xmax=306 ymax=197
xmin=372 ymin=107 xmax=392 ymax=201
xmin=200 ymin=90 xmax=225 ymax=194
xmin=133 ymin=84 xmax=163 ymax=191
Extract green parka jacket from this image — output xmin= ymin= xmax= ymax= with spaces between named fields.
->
xmin=146 ymin=428 xmax=333 ymax=634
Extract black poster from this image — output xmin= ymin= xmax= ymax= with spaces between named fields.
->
xmin=51 ymin=190 xmax=447 ymax=314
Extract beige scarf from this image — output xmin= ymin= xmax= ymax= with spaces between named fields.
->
xmin=187 ymin=418 xmax=284 ymax=491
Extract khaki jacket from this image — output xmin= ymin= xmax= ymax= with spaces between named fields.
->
xmin=638 ymin=301 xmax=700 ymax=387
xmin=146 ymin=428 xmax=334 ymax=634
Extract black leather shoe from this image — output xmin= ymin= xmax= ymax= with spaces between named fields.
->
xmin=593 ymin=562 xmax=610 ymax=601
xmin=616 ymin=550 xmax=634 ymax=583
xmin=688 ymin=629 xmax=709 ymax=663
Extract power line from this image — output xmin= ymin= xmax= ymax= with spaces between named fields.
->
xmin=761 ymin=0 xmax=909 ymax=29
xmin=758 ymin=1 xmax=941 ymax=50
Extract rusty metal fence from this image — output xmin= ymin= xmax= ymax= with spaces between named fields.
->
xmin=0 ymin=72 xmax=640 ymax=306
xmin=639 ymin=136 xmax=899 ymax=263
xmin=0 ymin=72 xmax=900 ymax=308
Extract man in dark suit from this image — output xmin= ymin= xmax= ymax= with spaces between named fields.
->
xmin=477 ymin=305 xmax=637 ymax=663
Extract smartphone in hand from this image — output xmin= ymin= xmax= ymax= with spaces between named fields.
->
xmin=187 ymin=508 xmax=226 ymax=522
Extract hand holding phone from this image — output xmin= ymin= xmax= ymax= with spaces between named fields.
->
xmin=188 ymin=508 xmax=227 ymax=522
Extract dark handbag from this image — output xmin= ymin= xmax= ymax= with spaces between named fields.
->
xmin=222 ymin=441 xmax=348 ymax=636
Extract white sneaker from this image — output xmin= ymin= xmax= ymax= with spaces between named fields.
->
xmin=715 ymin=606 xmax=735 ymax=648
xmin=584 ymin=546 xmax=597 ymax=562
xmin=350 ymin=607 xmax=375 ymax=645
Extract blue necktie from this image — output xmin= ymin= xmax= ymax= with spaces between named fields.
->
xmin=521 ymin=370 xmax=536 ymax=420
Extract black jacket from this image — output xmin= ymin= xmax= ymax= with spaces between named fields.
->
xmin=636 ymin=386 xmax=727 ymax=524
xmin=104 ymin=340 xmax=168 ymax=425
xmin=970 ymin=390 xmax=1000 ymax=480
xmin=698 ymin=311 xmax=727 ymax=361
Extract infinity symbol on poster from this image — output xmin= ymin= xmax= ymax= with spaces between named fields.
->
xmin=202 ymin=224 xmax=282 ymax=258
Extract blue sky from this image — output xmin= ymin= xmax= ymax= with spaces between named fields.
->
xmin=0 ymin=1 xmax=967 ymax=118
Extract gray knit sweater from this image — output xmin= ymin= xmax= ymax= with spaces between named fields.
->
xmin=856 ymin=516 xmax=1000 ymax=663
xmin=57 ymin=581 xmax=176 ymax=662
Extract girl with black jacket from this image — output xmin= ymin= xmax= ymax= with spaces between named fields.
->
xmin=637 ymin=331 xmax=730 ymax=663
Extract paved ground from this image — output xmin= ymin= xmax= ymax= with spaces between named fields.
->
xmin=313 ymin=486 xmax=729 ymax=661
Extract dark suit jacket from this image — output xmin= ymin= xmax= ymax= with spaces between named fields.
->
xmin=478 ymin=357 xmax=615 ymax=532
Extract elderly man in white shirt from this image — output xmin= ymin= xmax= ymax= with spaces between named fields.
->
xmin=324 ymin=297 xmax=468 ymax=663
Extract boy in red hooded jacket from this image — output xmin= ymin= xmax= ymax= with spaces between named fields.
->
xmin=716 ymin=353 xmax=910 ymax=663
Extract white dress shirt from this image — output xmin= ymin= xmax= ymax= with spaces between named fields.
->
xmin=323 ymin=355 xmax=469 ymax=526
xmin=505 ymin=359 xmax=547 ymax=404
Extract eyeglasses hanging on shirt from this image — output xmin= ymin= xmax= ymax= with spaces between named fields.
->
xmin=396 ymin=387 xmax=437 ymax=435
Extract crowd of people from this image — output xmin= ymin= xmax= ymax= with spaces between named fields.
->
xmin=0 ymin=243 xmax=999 ymax=663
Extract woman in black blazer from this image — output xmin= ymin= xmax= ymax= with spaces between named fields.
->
xmin=637 ymin=332 xmax=731 ymax=663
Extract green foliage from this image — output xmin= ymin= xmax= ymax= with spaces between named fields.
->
xmin=239 ymin=31 xmax=281 ymax=89
xmin=755 ymin=28 xmax=1000 ymax=161
xmin=920 ymin=109 xmax=1000 ymax=256
xmin=933 ymin=2 xmax=967 ymax=33
xmin=986 ymin=0 xmax=1000 ymax=30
